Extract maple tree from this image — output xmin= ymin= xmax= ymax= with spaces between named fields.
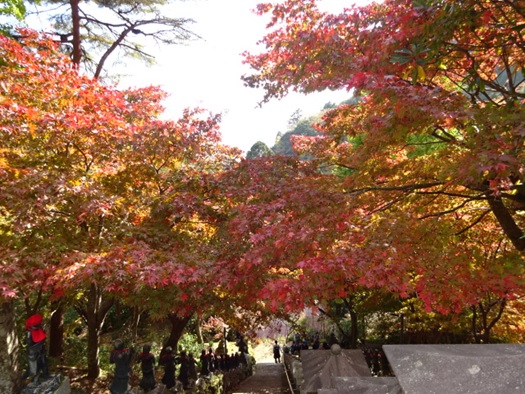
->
xmin=244 ymin=0 xmax=525 ymax=248
xmin=212 ymin=156 xmax=356 ymax=312
xmin=234 ymin=0 xmax=525 ymax=338
xmin=0 ymin=29 xmax=242 ymax=380
xmin=213 ymin=156 xmax=522 ymax=342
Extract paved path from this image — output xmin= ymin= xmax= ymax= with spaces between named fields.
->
xmin=228 ymin=362 xmax=291 ymax=394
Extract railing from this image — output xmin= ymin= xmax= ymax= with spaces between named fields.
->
xmin=283 ymin=353 xmax=300 ymax=394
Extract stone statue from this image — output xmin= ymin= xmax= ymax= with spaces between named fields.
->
xmin=109 ymin=339 xmax=133 ymax=394
xmin=159 ymin=346 xmax=176 ymax=389
xmin=137 ymin=344 xmax=156 ymax=391
xmin=22 ymin=314 xmax=49 ymax=383
xmin=177 ymin=350 xmax=190 ymax=389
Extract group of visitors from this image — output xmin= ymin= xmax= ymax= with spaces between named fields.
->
xmin=109 ymin=340 xmax=248 ymax=394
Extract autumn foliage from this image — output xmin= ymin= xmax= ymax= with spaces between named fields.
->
xmin=0 ymin=29 xmax=237 ymax=301
xmin=2 ymin=0 xmax=525 ymax=383
xmin=241 ymin=0 xmax=525 ymax=318
xmin=0 ymin=29 xmax=242 ymax=377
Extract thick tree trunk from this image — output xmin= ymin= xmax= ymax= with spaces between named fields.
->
xmin=86 ymin=316 xmax=100 ymax=379
xmin=48 ymin=304 xmax=64 ymax=358
xmin=0 ymin=301 xmax=20 ymax=393
xmin=165 ymin=314 xmax=192 ymax=352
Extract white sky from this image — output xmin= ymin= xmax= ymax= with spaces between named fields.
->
xmin=118 ymin=0 xmax=354 ymax=153
xmin=19 ymin=0 xmax=356 ymax=153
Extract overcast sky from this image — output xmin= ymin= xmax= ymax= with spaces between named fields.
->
xmin=118 ymin=0 xmax=353 ymax=153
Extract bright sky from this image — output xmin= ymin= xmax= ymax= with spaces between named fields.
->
xmin=118 ymin=0 xmax=353 ymax=153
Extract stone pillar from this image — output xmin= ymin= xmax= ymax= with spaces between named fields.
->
xmin=0 ymin=301 xmax=20 ymax=394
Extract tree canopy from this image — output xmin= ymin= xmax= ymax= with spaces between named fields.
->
xmin=3 ymin=0 xmax=525 ymax=387
xmin=240 ymin=0 xmax=525 ymax=319
xmin=0 ymin=29 xmax=241 ymax=377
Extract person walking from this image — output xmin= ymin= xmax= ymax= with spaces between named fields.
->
xmin=188 ymin=352 xmax=198 ymax=384
xmin=199 ymin=349 xmax=210 ymax=376
xmin=273 ymin=340 xmax=281 ymax=363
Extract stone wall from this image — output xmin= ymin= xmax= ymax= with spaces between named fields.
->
xmin=0 ymin=301 xmax=20 ymax=394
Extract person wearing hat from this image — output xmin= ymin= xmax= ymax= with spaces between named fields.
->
xmin=22 ymin=313 xmax=49 ymax=382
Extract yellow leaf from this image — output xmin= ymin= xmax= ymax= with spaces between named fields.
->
xmin=28 ymin=123 xmax=37 ymax=137
xmin=417 ymin=65 xmax=426 ymax=81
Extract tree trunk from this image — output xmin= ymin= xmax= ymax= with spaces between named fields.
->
xmin=70 ymin=0 xmax=82 ymax=66
xmin=471 ymin=298 xmax=506 ymax=344
xmin=487 ymin=197 xmax=525 ymax=251
xmin=0 ymin=301 xmax=20 ymax=393
xmin=48 ymin=304 xmax=64 ymax=358
xmin=86 ymin=315 xmax=100 ymax=379
xmin=165 ymin=314 xmax=192 ymax=352
xmin=349 ymin=310 xmax=359 ymax=349
xmin=129 ymin=306 xmax=142 ymax=344
xmin=479 ymin=299 xmax=506 ymax=344
xmin=77 ymin=283 xmax=114 ymax=379
xmin=195 ymin=316 xmax=204 ymax=344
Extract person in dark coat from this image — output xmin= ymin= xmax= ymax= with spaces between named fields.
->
xmin=137 ymin=344 xmax=156 ymax=391
xmin=159 ymin=346 xmax=176 ymax=389
xmin=273 ymin=340 xmax=281 ymax=363
xmin=109 ymin=339 xmax=133 ymax=394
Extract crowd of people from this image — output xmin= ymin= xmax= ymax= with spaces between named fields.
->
xmin=109 ymin=340 xmax=248 ymax=394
